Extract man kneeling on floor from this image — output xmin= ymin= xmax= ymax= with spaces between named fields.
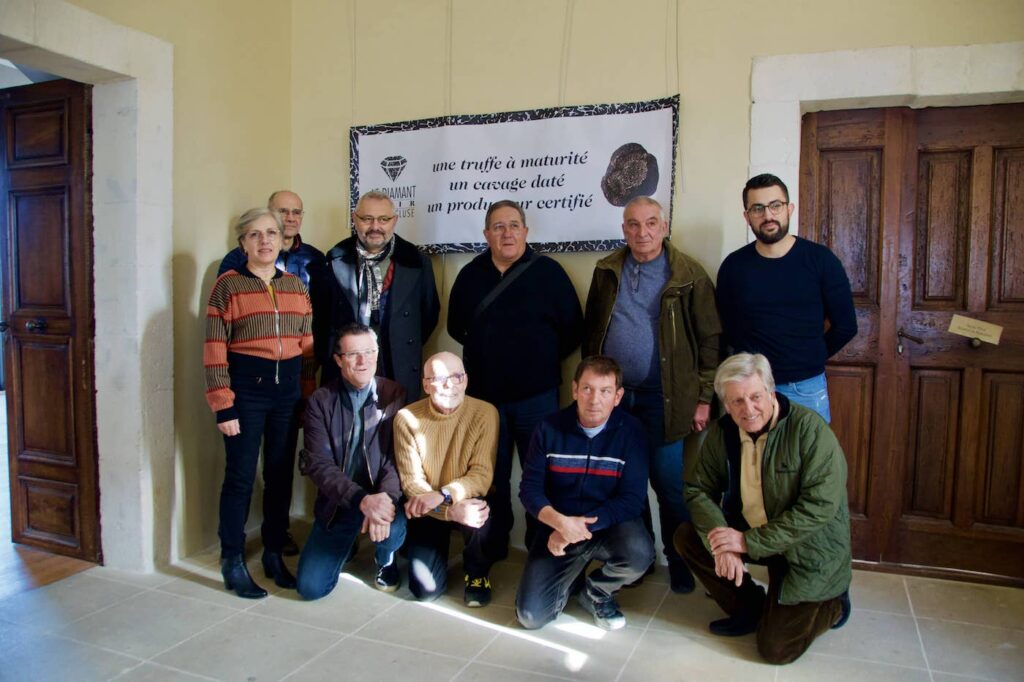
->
xmin=393 ymin=352 xmax=501 ymax=606
xmin=676 ymin=352 xmax=852 ymax=664
xmin=296 ymin=323 xmax=407 ymax=600
xmin=516 ymin=355 xmax=654 ymax=631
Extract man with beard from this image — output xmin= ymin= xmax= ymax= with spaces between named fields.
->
xmin=315 ymin=190 xmax=440 ymax=401
xmin=715 ymin=174 xmax=856 ymax=422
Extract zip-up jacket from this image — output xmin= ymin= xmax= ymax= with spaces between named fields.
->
xmin=300 ymin=377 xmax=406 ymax=528
xmin=583 ymin=240 xmax=721 ymax=442
xmin=520 ymin=404 xmax=649 ymax=532
xmin=685 ymin=394 xmax=852 ymax=604
xmin=204 ymin=266 xmax=315 ymax=422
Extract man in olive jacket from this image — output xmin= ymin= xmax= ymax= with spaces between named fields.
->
xmin=676 ymin=352 xmax=851 ymax=665
xmin=583 ymin=196 xmax=720 ymax=593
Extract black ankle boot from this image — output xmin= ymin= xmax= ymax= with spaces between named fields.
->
xmin=262 ymin=550 xmax=297 ymax=589
xmin=221 ymin=555 xmax=268 ymax=599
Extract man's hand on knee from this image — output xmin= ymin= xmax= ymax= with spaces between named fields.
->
xmin=448 ymin=498 xmax=489 ymax=528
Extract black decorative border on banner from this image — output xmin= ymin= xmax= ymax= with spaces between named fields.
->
xmin=349 ymin=95 xmax=679 ymax=255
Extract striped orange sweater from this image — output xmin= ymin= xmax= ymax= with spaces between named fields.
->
xmin=204 ymin=268 xmax=315 ymax=420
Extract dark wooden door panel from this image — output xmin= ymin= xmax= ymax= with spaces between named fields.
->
xmin=1 ymin=79 xmax=98 ymax=562
xmin=804 ymin=102 xmax=1024 ymax=584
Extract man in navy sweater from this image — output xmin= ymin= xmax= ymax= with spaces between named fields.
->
xmin=516 ymin=356 xmax=654 ymax=631
xmin=716 ymin=174 xmax=857 ymax=422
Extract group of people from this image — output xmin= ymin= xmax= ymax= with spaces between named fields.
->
xmin=203 ymin=173 xmax=857 ymax=664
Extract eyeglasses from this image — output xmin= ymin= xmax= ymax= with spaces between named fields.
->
xmin=336 ymin=348 xmax=379 ymax=360
xmin=276 ymin=208 xmax=305 ymax=217
xmin=355 ymin=214 xmax=396 ymax=226
xmin=488 ymin=222 xmax=524 ymax=233
xmin=746 ymin=201 xmax=788 ymax=218
xmin=243 ymin=228 xmax=281 ymax=241
xmin=424 ymin=372 xmax=466 ymax=386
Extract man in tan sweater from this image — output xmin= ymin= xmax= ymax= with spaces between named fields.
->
xmin=394 ymin=352 xmax=500 ymax=606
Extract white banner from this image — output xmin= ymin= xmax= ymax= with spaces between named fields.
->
xmin=350 ymin=97 xmax=678 ymax=253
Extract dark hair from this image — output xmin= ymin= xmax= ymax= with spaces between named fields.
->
xmin=333 ymin=323 xmax=377 ymax=354
xmin=485 ymin=199 xmax=526 ymax=228
xmin=573 ymin=355 xmax=623 ymax=389
xmin=742 ymin=173 xmax=789 ymax=208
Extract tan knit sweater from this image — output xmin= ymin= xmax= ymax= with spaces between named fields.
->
xmin=393 ymin=396 xmax=499 ymax=512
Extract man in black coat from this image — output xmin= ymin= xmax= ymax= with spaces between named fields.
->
xmin=314 ymin=190 xmax=440 ymax=401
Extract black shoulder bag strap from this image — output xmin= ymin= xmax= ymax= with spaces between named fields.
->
xmin=472 ymin=256 xmax=539 ymax=324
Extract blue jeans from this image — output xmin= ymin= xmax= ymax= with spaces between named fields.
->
xmin=491 ymin=388 xmax=560 ymax=554
xmin=516 ymin=517 xmax=654 ymax=629
xmin=296 ymin=504 xmax=407 ymax=601
xmin=620 ymin=388 xmax=689 ymax=563
xmin=218 ymin=371 xmax=301 ymax=557
xmin=776 ymin=372 xmax=831 ymax=423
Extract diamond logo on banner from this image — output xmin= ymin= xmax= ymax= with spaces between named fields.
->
xmin=381 ymin=155 xmax=407 ymax=181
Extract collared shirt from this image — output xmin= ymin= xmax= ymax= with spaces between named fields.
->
xmin=738 ymin=396 xmax=780 ymax=529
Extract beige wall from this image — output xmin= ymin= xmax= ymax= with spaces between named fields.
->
xmin=68 ymin=0 xmax=1024 ymax=558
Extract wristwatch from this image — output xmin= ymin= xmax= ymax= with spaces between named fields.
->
xmin=440 ymin=488 xmax=453 ymax=506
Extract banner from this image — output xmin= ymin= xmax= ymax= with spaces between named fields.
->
xmin=350 ymin=96 xmax=678 ymax=253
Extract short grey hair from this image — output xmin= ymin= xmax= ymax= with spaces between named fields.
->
xmin=234 ymin=207 xmax=283 ymax=247
xmin=623 ymin=195 xmax=665 ymax=222
xmin=714 ymin=353 xmax=776 ymax=402
xmin=356 ymin=190 xmax=395 ymax=210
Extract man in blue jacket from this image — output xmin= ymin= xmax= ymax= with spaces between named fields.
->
xmin=516 ymin=356 xmax=654 ymax=631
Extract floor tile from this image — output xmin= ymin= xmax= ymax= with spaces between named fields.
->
xmin=292 ymin=636 xmax=466 ymax=681
xmin=0 ymin=572 xmax=145 ymax=633
xmin=85 ymin=564 xmax=185 ymax=589
xmin=476 ymin=611 xmax=643 ymax=682
xmin=156 ymin=555 xmax=285 ymax=609
xmin=848 ymin=570 xmax=911 ymax=615
xmin=804 ymin=608 xmax=925 ymax=667
xmin=777 ymin=653 xmax=931 ymax=681
xmin=908 ymin=576 xmax=1024 ymax=630
xmin=2 ymin=629 xmax=139 ymax=681
xmin=57 ymin=589 xmax=237 ymax=659
xmin=454 ymin=661 xmax=575 ymax=681
xmin=919 ymin=617 xmax=1024 ymax=681
xmin=646 ymin=587 xmax=736 ymax=636
xmin=355 ymin=597 xmax=510 ymax=659
xmin=113 ymin=662 xmax=218 ymax=681
xmin=153 ymin=611 xmax=343 ymax=681
xmin=619 ymin=628 xmax=775 ymax=682
xmin=249 ymin=574 xmax=402 ymax=633
xmin=616 ymin=579 xmax=670 ymax=626
xmin=931 ymin=674 xmax=1002 ymax=682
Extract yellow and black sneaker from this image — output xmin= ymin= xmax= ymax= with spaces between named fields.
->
xmin=464 ymin=574 xmax=492 ymax=608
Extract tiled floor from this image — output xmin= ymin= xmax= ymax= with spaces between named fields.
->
xmin=0 ymin=537 xmax=1021 ymax=682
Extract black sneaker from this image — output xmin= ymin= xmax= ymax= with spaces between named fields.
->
xmin=375 ymin=561 xmax=400 ymax=593
xmin=464 ymin=574 xmax=492 ymax=607
xmin=577 ymin=592 xmax=626 ymax=630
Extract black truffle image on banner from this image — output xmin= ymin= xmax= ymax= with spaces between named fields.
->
xmin=600 ymin=142 xmax=659 ymax=207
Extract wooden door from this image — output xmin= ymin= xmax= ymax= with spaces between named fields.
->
xmin=802 ymin=103 xmax=1024 ymax=584
xmin=0 ymin=79 xmax=99 ymax=562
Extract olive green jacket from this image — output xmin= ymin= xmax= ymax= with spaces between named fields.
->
xmin=685 ymin=397 xmax=852 ymax=604
xmin=583 ymin=240 xmax=721 ymax=441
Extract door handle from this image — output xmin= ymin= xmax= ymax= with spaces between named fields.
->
xmin=896 ymin=327 xmax=924 ymax=355
xmin=25 ymin=318 xmax=48 ymax=332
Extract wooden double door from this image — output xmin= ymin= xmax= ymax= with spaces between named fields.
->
xmin=802 ymin=103 xmax=1024 ymax=583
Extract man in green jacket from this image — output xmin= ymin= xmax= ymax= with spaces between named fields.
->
xmin=583 ymin=196 xmax=721 ymax=593
xmin=676 ymin=352 xmax=851 ymax=664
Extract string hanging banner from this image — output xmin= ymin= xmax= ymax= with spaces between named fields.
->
xmin=350 ymin=96 xmax=678 ymax=254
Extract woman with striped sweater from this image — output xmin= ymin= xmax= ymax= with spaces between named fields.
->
xmin=204 ymin=207 xmax=315 ymax=599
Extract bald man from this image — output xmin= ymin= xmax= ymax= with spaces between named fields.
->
xmin=392 ymin=352 xmax=501 ymax=606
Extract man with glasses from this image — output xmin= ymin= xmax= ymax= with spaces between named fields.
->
xmin=295 ymin=323 xmax=407 ymax=600
xmin=218 ymin=190 xmax=324 ymax=288
xmin=316 ymin=190 xmax=440 ymax=402
xmin=393 ymin=352 xmax=500 ymax=606
xmin=218 ymin=189 xmax=324 ymax=557
xmin=583 ymin=196 xmax=721 ymax=595
xmin=448 ymin=199 xmax=584 ymax=559
xmin=715 ymin=174 xmax=856 ymax=422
